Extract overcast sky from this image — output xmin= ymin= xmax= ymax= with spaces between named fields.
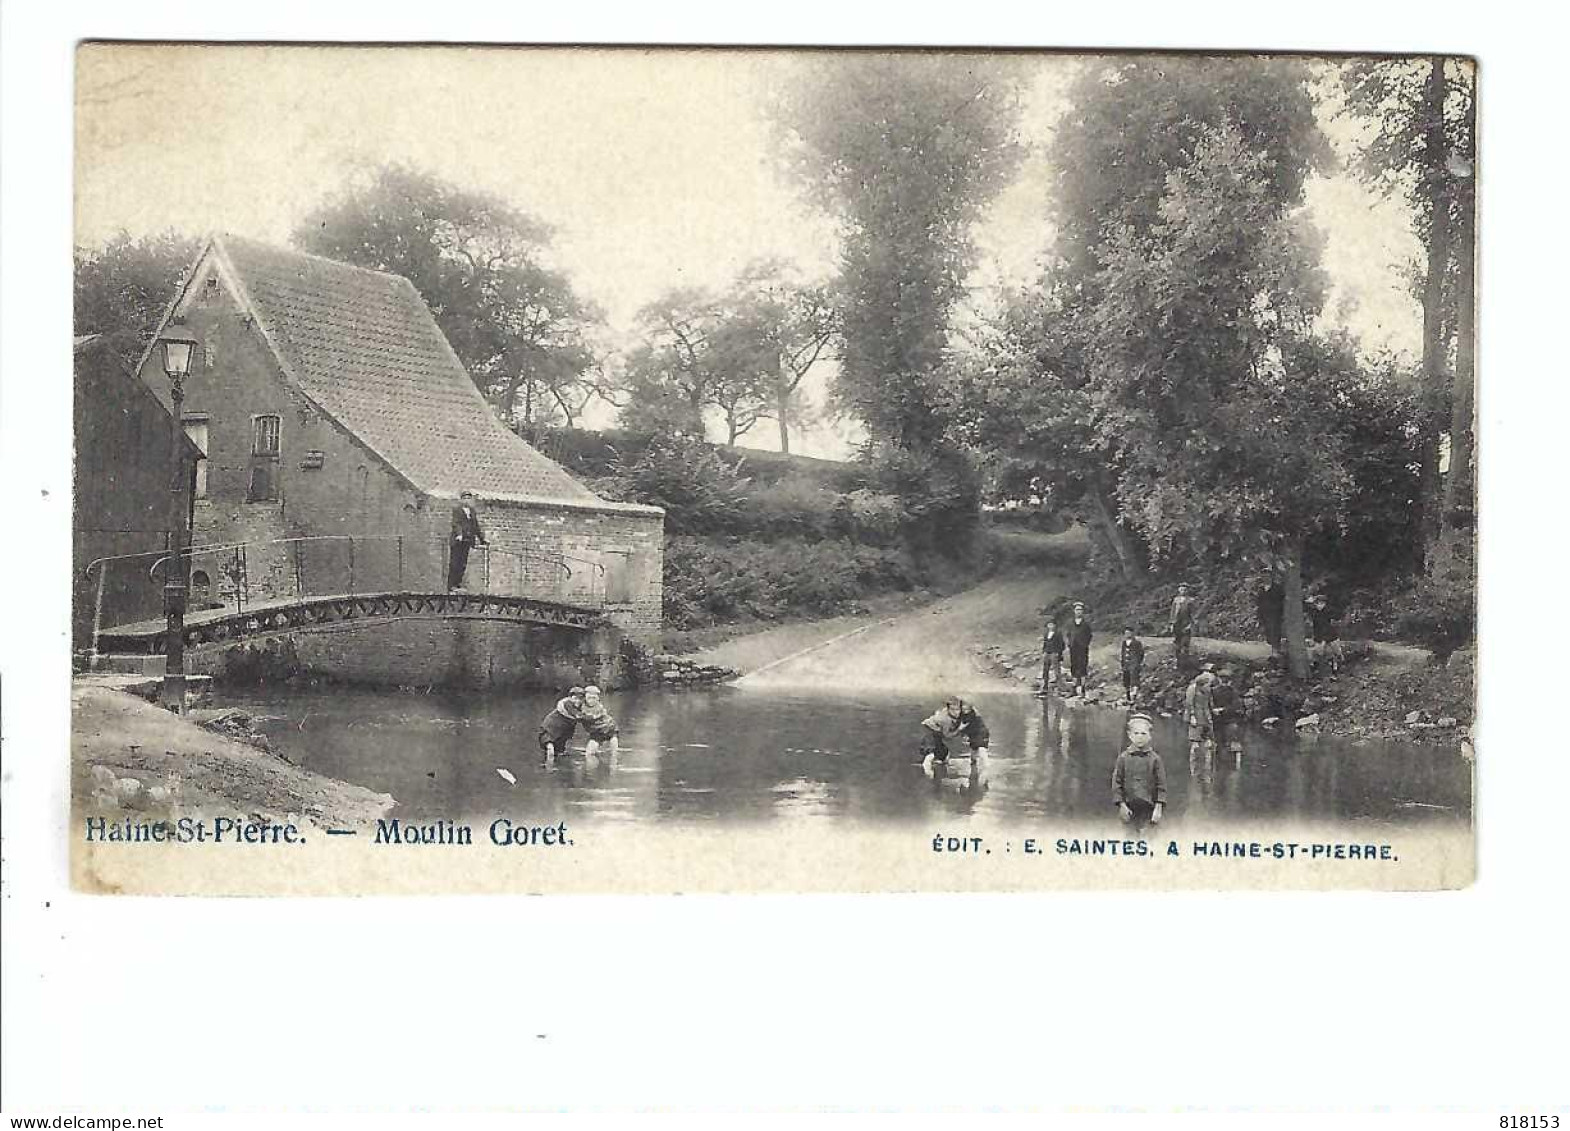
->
xmin=76 ymin=44 xmax=1422 ymax=458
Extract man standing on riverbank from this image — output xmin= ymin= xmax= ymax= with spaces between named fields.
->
xmin=1170 ymin=583 xmax=1196 ymax=674
xmin=1068 ymin=602 xmax=1093 ymax=698
xmin=1257 ymin=572 xmax=1284 ymax=655
xmin=448 ymin=490 xmax=487 ymax=591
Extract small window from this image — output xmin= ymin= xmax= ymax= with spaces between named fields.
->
xmin=252 ymin=415 xmax=281 ymax=457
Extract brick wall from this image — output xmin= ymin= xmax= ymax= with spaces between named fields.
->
xmin=440 ymin=501 xmax=664 ymax=647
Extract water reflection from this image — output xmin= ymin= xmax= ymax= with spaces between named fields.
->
xmin=230 ymin=684 xmax=1473 ymax=829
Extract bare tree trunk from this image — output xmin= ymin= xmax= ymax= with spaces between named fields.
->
xmin=1088 ymin=474 xmax=1143 ymax=582
xmin=777 ymin=386 xmax=792 ymax=453
xmin=1417 ymin=55 xmax=1453 ymax=558
xmin=1442 ymin=73 xmax=1477 ymax=536
xmin=1282 ymin=536 xmax=1309 ymax=680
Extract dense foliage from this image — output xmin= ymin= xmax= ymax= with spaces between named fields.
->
xmin=294 ymin=164 xmax=605 ymax=434
xmin=773 ymin=54 xmax=1025 ymax=549
xmin=936 ymin=58 xmax=1467 ymax=673
xmin=73 ymin=229 xmax=201 ymax=376
xmin=551 ymin=430 xmax=919 ymax=629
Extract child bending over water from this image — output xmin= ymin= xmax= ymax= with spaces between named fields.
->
xmin=919 ymin=698 xmax=991 ymax=779
xmin=537 ymin=685 xmax=585 ymax=766
xmin=579 ymin=685 xmax=620 ymax=764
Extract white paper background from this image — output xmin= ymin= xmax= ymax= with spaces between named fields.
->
xmin=3 ymin=0 xmax=1563 ymax=1114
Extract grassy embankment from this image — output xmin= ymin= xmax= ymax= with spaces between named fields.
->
xmin=543 ymin=428 xmax=1007 ymax=647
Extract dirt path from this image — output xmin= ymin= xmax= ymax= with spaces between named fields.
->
xmin=730 ymin=564 xmax=1079 ymax=694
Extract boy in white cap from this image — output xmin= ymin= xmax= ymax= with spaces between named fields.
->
xmin=579 ymin=685 xmax=620 ymax=764
xmin=1112 ymin=712 xmax=1166 ymax=832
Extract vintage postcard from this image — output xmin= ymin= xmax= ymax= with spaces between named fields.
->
xmin=70 ymin=43 xmax=1476 ymax=894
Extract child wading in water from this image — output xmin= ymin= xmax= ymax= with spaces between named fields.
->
xmin=1119 ymin=626 xmax=1145 ymax=704
xmin=919 ymin=698 xmax=991 ymax=779
xmin=579 ymin=684 xmax=620 ymax=765
xmin=1112 ymin=713 xmax=1166 ymax=832
xmin=1184 ymin=669 xmax=1217 ymax=758
xmin=537 ymin=685 xmax=586 ymax=766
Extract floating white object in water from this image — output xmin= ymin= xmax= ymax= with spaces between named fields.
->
xmin=496 ymin=768 xmax=517 ymax=785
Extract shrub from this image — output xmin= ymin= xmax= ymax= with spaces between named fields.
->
xmin=607 ymin=438 xmax=752 ymax=536
xmin=744 ymin=478 xmax=842 ymax=540
xmin=844 ymin=489 xmax=906 ymax=545
xmin=661 ymin=535 xmax=917 ymax=629
xmin=1391 ymin=558 xmax=1475 ymax=659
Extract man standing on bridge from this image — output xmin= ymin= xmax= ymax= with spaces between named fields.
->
xmin=448 ymin=490 xmax=487 ymax=591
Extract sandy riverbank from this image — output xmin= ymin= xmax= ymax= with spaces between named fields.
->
xmin=682 ymin=564 xmax=1472 ymax=748
xmin=71 ymin=681 xmax=394 ymax=835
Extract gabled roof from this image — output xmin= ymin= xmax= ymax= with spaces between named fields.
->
xmin=153 ymin=234 xmax=658 ymax=517
xmin=74 ymin=332 xmax=203 ymax=459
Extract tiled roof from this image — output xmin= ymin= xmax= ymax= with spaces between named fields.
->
xmin=211 ymin=235 xmax=653 ymax=514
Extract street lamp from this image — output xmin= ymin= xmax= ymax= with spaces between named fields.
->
xmin=159 ymin=322 xmax=198 ymax=713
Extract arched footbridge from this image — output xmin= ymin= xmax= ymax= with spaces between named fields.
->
xmin=84 ymin=535 xmax=611 ymax=658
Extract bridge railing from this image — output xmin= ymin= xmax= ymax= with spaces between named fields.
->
xmin=83 ymin=535 xmax=608 ymax=654
xmin=474 ymin=545 xmax=606 ymax=608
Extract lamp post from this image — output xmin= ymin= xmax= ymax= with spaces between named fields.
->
xmin=158 ymin=322 xmax=197 ymax=714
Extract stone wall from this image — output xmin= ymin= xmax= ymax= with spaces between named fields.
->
xmin=185 ymin=617 xmax=628 ymax=690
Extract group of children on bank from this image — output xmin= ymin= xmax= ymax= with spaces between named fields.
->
xmin=940 ymin=580 xmax=1252 ymax=830
xmin=1040 ymin=587 xmax=1197 ymax=705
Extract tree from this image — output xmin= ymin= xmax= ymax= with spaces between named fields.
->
xmin=621 ymin=269 xmax=837 ymax=449
xmin=619 ymin=287 xmax=734 ymax=442
xmin=1339 ymin=57 xmax=1477 ymax=562
xmin=1051 ymin=57 xmax=1327 ymax=280
xmin=954 ymin=57 xmax=1329 ymax=583
xmin=773 ymin=54 xmax=1024 ymax=547
xmin=937 ymin=284 xmax=1149 ymax=578
xmin=718 ymin=260 xmax=839 ymax=453
xmin=1088 ymin=121 xmax=1349 ymax=678
xmin=293 ymin=164 xmax=605 ymax=436
xmin=74 ymin=229 xmax=201 ymax=377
